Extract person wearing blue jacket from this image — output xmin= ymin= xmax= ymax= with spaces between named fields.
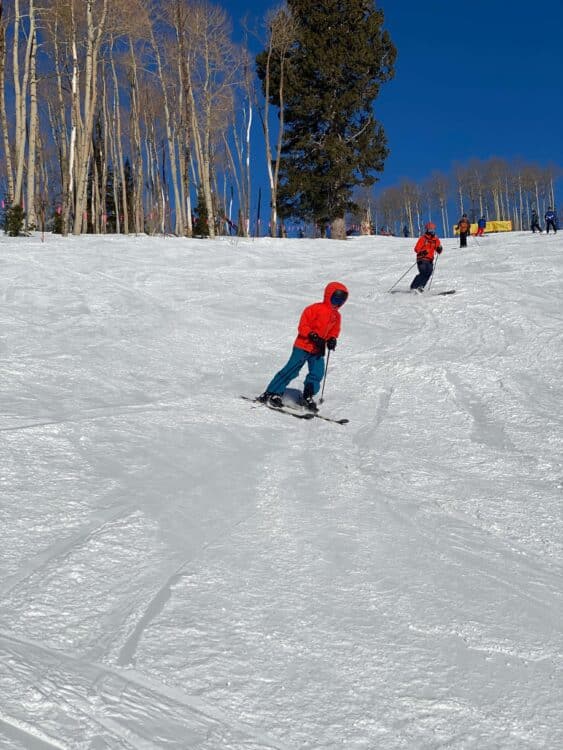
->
xmin=544 ymin=208 xmax=557 ymax=234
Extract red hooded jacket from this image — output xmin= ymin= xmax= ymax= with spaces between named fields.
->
xmin=414 ymin=232 xmax=443 ymax=262
xmin=294 ymin=281 xmax=348 ymax=354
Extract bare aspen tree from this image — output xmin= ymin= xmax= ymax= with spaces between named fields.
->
xmin=127 ymin=35 xmax=145 ymax=233
xmin=429 ymin=172 xmax=451 ymax=237
xmin=543 ymin=164 xmax=558 ymax=210
xmin=111 ymin=0 xmax=151 ymax=234
xmin=42 ymin=0 xmax=72 ymax=233
xmin=147 ymin=3 xmax=183 ymax=235
xmin=229 ymin=108 xmax=249 ymax=236
xmin=0 ymin=0 xmax=15 ymax=201
xmin=240 ymin=47 xmax=254 ymax=235
xmin=71 ymin=0 xmax=109 ymax=234
xmin=222 ymin=131 xmax=244 ymax=231
xmin=464 ymin=159 xmax=485 ymax=217
xmin=140 ymin=78 xmax=166 ymax=233
xmin=171 ymin=0 xmax=191 ymax=234
xmin=485 ymin=159 xmax=510 ymax=220
xmin=453 ymin=164 xmax=468 ymax=217
xmin=108 ymin=39 xmax=129 ymax=233
xmin=259 ymin=5 xmax=296 ymax=236
xmin=376 ymin=186 xmax=402 ymax=234
xmin=399 ymin=180 xmax=420 ymax=238
xmin=12 ymin=0 xmax=36 ymax=208
xmin=25 ymin=7 xmax=38 ymax=228
xmin=181 ymin=1 xmax=241 ymax=238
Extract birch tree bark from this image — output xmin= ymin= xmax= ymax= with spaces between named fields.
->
xmin=258 ymin=7 xmax=296 ymax=237
xmin=128 ymin=35 xmax=144 ymax=233
xmin=25 ymin=12 xmax=38 ymax=227
xmin=0 ymin=0 xmax=15 ymax=201
xmin=148 ymin=9 xmax=183 ymax=235
xmin=109 ymin=39 xmax=129 ymax=233
xmin=72 ymin=0 xmax=108 ymax=235
xmin=12 ymin=0 xmax=36 ymax=207
xmin=180 ymin=1 xmax=241 ymax=239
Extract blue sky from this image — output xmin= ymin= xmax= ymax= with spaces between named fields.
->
xmin=225 ymin=0 xmax=562 ymax=197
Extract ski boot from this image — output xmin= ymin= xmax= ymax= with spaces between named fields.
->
xmin=302 ymin=386 xmax=319 ymax=413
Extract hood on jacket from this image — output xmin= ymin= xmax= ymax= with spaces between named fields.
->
xmin=323 ymin=281 xmax=349 ymax=306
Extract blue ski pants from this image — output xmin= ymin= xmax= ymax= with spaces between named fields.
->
xmin=410 ymin=259 xmax=434 ymax=290
xmin=266 ymin=346 xmax=325 ymax=397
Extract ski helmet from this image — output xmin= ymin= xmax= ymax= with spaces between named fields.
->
xmin=425 ymin=222 xmax=436 ymax=232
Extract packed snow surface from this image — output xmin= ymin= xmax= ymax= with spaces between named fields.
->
xmin=0 ymin=230 xmax=562 ymax=749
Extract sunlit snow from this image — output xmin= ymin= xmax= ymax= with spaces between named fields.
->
xmin=1 ymin=230 xmax=562 ymax=749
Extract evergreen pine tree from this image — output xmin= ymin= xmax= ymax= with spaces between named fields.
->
xmin=257 ymin=0 xmax=396 ymax=238
xmin=5 ymin=204 xmax=25 ymax=236
xmin=193 ymin=187 xmax=210 ymax=237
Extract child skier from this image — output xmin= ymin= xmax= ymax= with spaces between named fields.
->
xmin=410 ymin=223 xmax=443 ymax=293
xmin=259 ymin=281 xmax=349 ymax=412
xmin=545 ymin=207 xmax=558 ymax=234
xmin=476 ymin=217 xmax=486 ymax=237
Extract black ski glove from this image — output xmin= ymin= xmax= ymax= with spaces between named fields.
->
xmin=327 ymin=337 xmax=337 ymax=351
xmin=308 ymin=332 xmax=326 ymax=356
xmin=436 ymin=246 xmax=443 ymax=254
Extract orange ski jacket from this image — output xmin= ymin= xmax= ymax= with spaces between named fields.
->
xmin=457 ymin=217 xmax=470 ymax=234
xmin=414 ymin=232 xmax=443 ymax=262
xmin=294 ymin=281 xmax=348 ymax=354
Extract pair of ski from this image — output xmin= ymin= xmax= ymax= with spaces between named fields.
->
xmin=390 ymin=289 xmax=456 ymax=296
xmin=241 ymin=395 xmax=349 ymax=425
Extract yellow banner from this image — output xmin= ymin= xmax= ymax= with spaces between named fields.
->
xmin=453 ymin=220 xmax=512 ymax=234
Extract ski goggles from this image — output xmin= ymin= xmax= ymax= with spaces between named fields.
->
xmin=330 ymin=290 xmax=348 ymax=306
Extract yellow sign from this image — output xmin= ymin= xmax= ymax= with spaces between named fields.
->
xmin=453 ymin=220 xmax=512 ymax=234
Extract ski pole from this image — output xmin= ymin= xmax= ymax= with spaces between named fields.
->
xmin=427 ymin=254 xmax=439 ymax=292
xmin=319 ymin=350 xmax=331 ymax=404
xmin=387 ymin=261 xmax=417 ymax=293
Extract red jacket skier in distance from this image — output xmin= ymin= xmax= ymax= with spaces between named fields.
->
xmin=294 ymin=281 xmax=348 ymax=354
xmin=413 ymin=227 xmax=443 ymax=261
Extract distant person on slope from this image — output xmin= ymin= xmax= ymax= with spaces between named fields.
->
xmin=530 ymin=209 xmax=542 ymax=233
xmin=258 ymin=282 xmax=348 ymax=412
xmin=476 ymin=217 xmax=486 ymax=237
xmin=545 ymin=207 xmax=558 ymax=234
xmin=456 ymin=214 xmax=471 ymax=248
xmin=410 ymin=222 xmax=443 ymax=293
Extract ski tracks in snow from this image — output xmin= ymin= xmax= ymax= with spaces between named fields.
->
xmin=0 ymin=631 xmax=290 ymax=750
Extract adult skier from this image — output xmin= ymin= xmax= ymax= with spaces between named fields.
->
xmin=530 ymin=209 xmax=542 ymax=233
xmin=259 ymin=282 xmax=349 ymax=412
xmin=456 ymin=214 xmax=471 ymax=247
xmin=545 ymin=207 xmax=558 ymax=234
xmin=410 ymin=222 xmax=443 ymax=293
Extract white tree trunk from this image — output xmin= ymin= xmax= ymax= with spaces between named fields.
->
xmin=12 ymin=0 xmax=35 ymax=207
xmin=25 ymin=17 xmax=38 ymax=228
xmin=73 ymin=0 xmax=108 ymax=234
xmin=0 ymin=2 xmax=14 ymax=200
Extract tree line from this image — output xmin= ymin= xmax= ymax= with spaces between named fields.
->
xmin=360 ymin=159 xmax=559 ymax=238
xmin=1 ymin=1 xmax=558 ymax=240
xmin=0 ymin=0 xmax=400 ymax=239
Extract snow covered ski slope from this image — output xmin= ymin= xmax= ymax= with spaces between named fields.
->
xmin=1 ymin=230 xmax=562 ymax=749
